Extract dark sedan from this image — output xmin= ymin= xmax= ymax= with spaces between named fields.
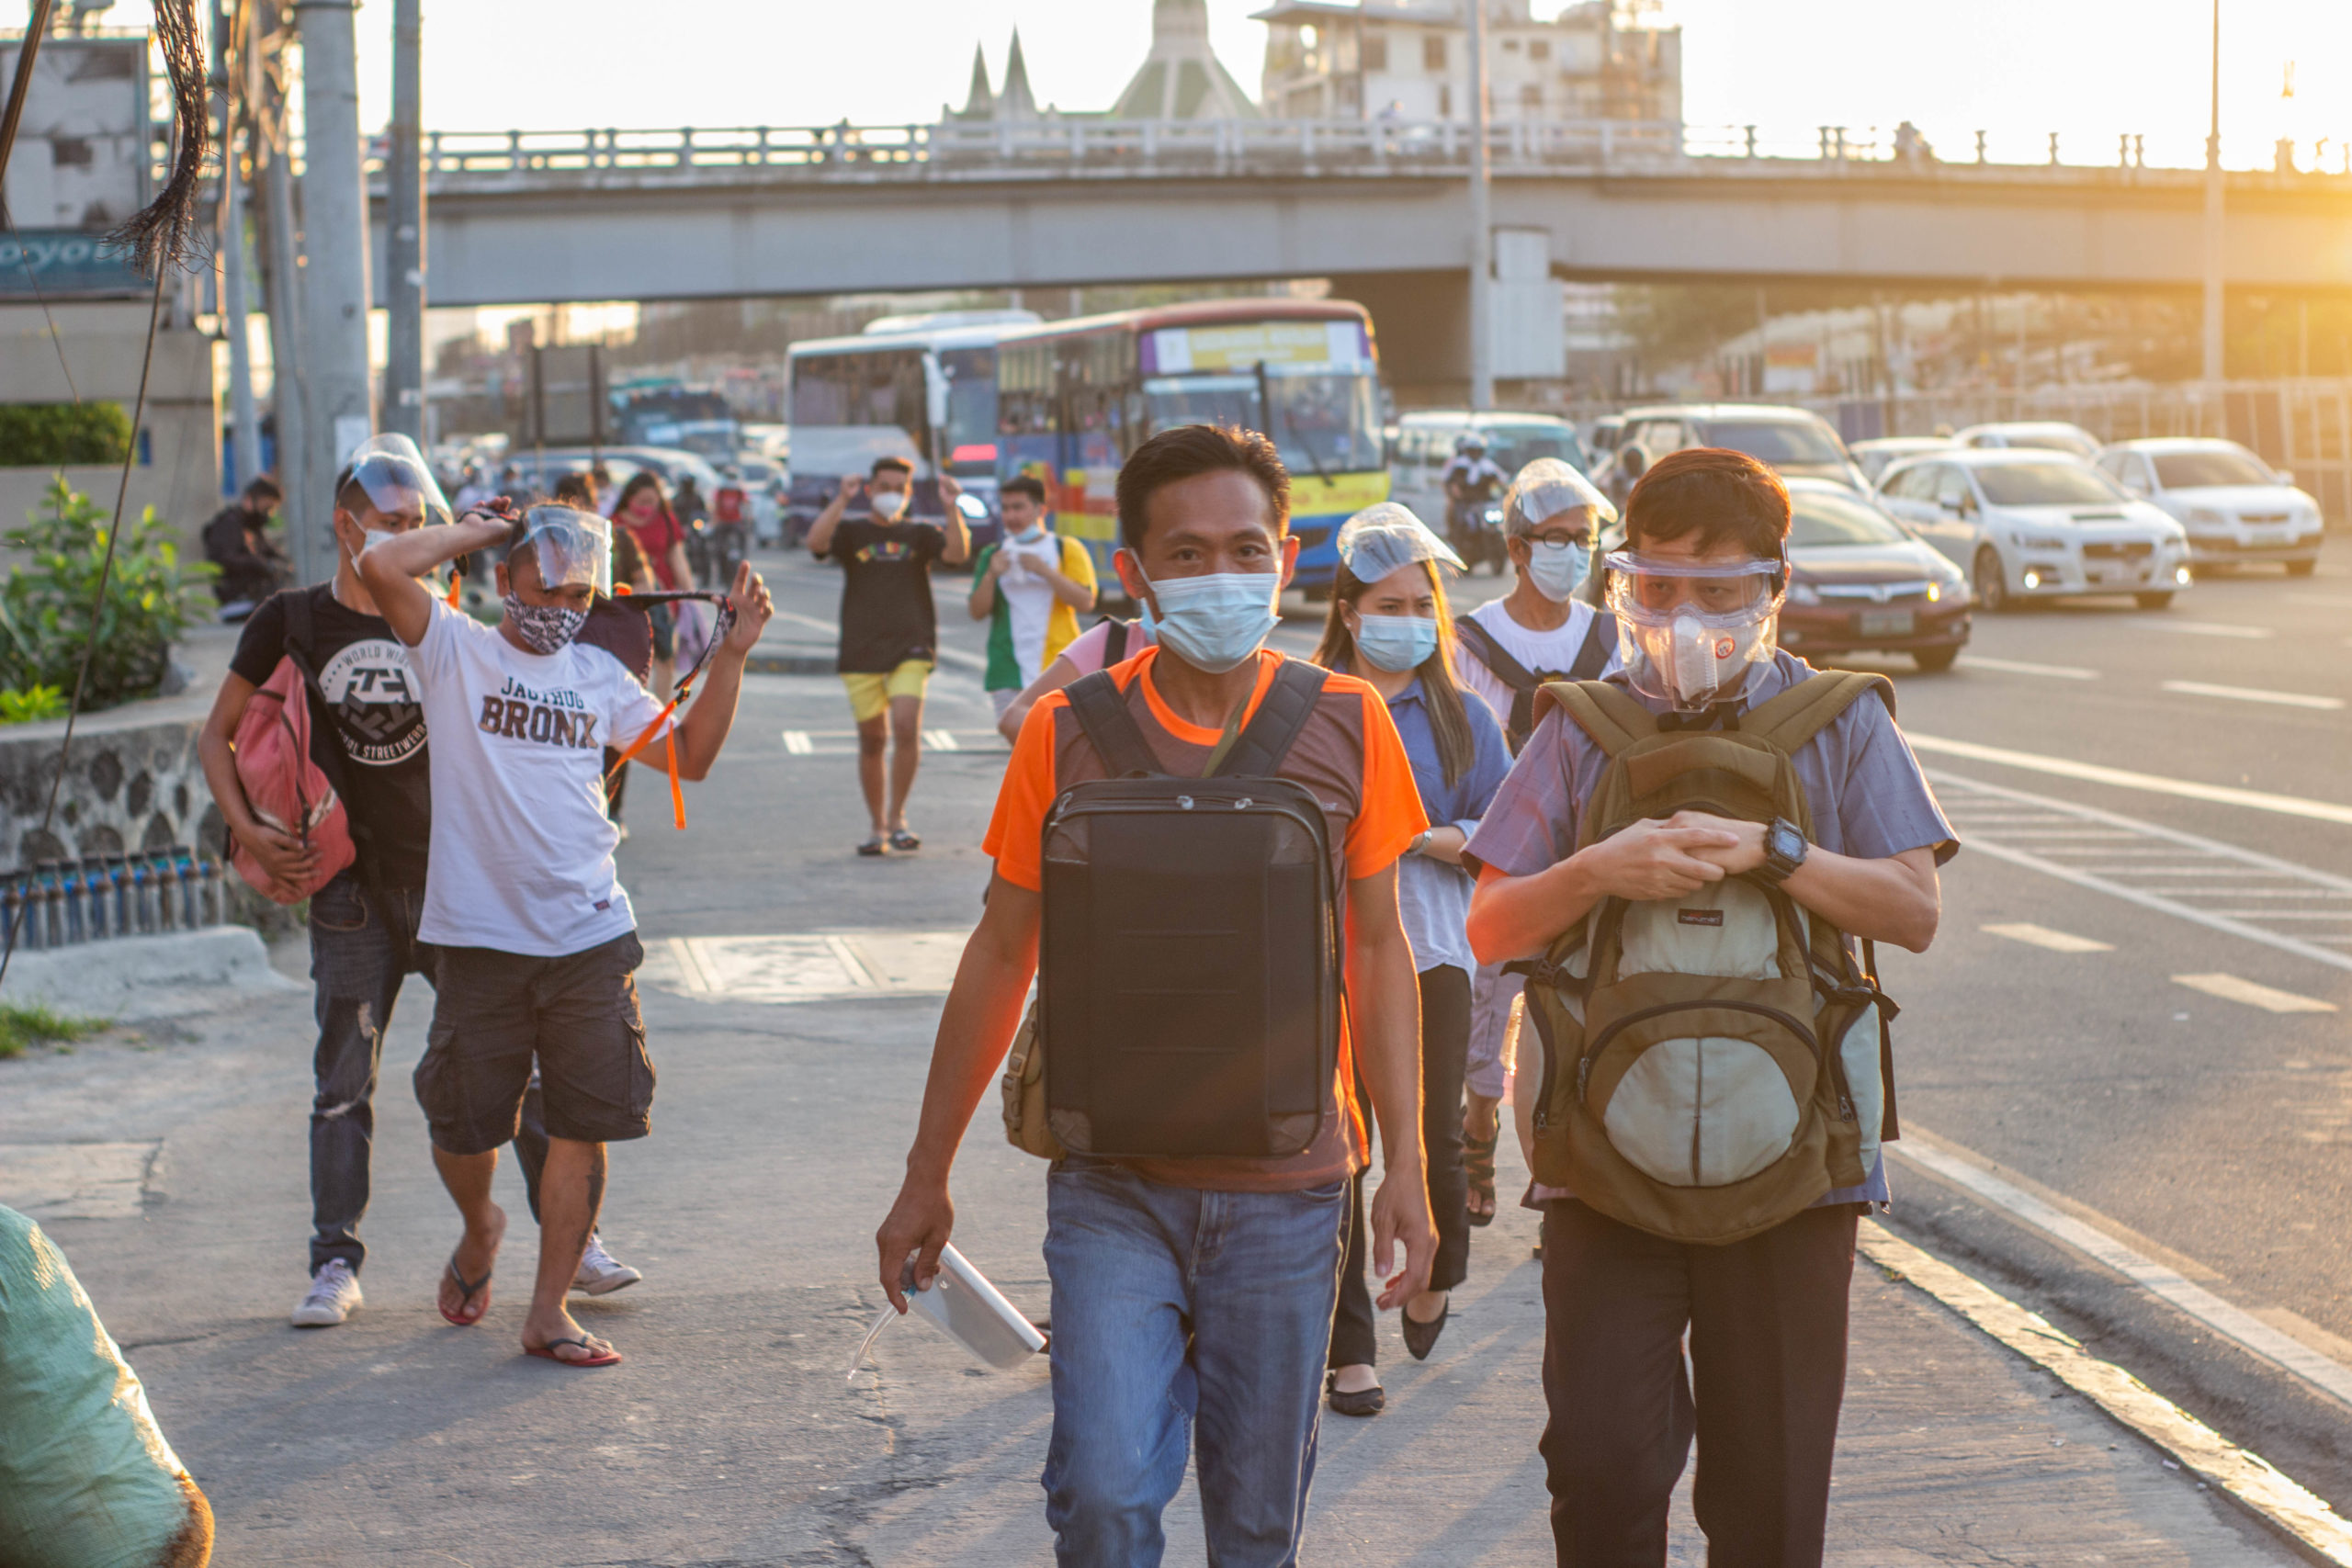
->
xmin=1776 ymin=479 xmax=1973 ymax=672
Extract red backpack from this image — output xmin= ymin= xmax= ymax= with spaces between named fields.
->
xmin=229 ymin=605 xmax=356 ymax=902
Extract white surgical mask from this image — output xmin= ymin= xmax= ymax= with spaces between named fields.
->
xmin=1137 ymin=568 xmax=1281 ymax=674
xmin=1353 ymin=614 xmax=1438 ymax=673
xmin=1521 ymin=539 xmax=1589 ymax=603
xmin=344 ymin=527 xmax=398 ymax=571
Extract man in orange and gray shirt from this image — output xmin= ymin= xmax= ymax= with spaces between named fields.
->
xmin=875 ymin=425 xmax=1436 ymax=1566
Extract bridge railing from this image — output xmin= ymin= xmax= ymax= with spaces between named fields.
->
xmin=394 ymin=119 xmax=2352 ymax=186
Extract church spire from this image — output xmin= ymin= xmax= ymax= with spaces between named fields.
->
xmin=958 ymin=42 xmax=994 ymax=118
xmin=1001 ymin=28 xmax=1038 ymax=118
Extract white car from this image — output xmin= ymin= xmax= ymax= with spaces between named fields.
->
xmin=1849 ymin=436 xmax=1956 ymax=486
xmin=2095 ymin=438 xmax=2324 ymax=577
xmin=1875 ymin=448 xmax=2191 ymax=611
xmin=1952 ymin=421 xmax=2103 ymax=459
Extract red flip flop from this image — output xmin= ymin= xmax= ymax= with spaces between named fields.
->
xmin=439 ymin=1254 xmax=492 ymax=1326
xmin=526 ymin=1335 xmax=623 ymax=1369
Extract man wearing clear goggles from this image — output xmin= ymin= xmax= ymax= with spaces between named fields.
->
xmin=1464 ymin=447 xmax=1958 ymax=1564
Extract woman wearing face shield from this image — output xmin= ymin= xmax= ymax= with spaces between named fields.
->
xmin=1312 ymin=504 xmax=1512 ymax=1412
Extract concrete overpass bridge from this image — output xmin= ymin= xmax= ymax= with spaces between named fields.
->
xmin=375 ymin=117 xmax=2352 ymax=390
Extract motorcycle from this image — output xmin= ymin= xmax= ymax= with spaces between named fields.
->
xmin=1447 ymin=491 xmax=1510 ymax=574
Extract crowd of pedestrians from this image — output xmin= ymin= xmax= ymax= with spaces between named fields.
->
xmin=204 ymin=417 xmax=1952 ymax=1565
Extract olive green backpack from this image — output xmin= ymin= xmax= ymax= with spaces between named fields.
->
xmin=1512 ymin=671 xmax=1901 ymax=1246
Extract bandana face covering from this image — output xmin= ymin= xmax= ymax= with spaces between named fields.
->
xmin=503 ymin=594 xmax=588 ymax=654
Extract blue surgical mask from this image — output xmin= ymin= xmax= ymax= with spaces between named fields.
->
xmin=1011 ymin=522 xmax=1047 ymax=545
xmin=1523 ymin=538 xmax=1590 ymax=604
xmin=1354 ymin=614 xmax=1438 ymax=673
xmin=1137 ymin=568 xmax=1281 ymax=674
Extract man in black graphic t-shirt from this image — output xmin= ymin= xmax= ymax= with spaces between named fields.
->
xmin=804 ymin=456 xmax=970 ymax=856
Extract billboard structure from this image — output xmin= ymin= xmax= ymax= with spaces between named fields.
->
xmin=0 ymin=31 xmax=152 ymax=298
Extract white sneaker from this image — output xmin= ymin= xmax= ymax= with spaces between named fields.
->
xmin=572 ymin=1235 xmax=642 ymax=1296
xmin=291 ymin=1259 xmax=363 ymax=1327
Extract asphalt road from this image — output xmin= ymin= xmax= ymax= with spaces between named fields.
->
xmin=0 ymin=541 xmax=2342 ymax=1562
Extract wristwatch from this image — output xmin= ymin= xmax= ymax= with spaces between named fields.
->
xmin=1409 ymin=829 xmax=1435 ymax=858
xmin=1756 ymin=818 xmax=1808 ymax=886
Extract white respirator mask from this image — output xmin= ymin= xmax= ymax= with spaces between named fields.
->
xmin=1603 ymin=550 xmax=1786 ymax=712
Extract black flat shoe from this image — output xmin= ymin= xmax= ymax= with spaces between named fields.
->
xmin=1326 ymin=1371 xmax=1385 ymax=1417
xmin=1401 ymin=1297 xmax=1449 ymax=1361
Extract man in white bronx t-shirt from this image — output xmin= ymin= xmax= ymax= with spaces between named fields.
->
xmin=358 ymin=502 xmax=773 ymax=1367
xmin=1447 ymin=457 xmax=1621 ymax=1224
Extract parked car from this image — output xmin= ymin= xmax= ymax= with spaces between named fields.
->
xmin=1584 ymin=413 xmax=1626 ymax=457
xmin=1613 ymin=403 xmax=1869 ymax=490
xmin=1875 ymin=448 xmax=2191 ymax=611
xmin=1952 ymin=421 xmax=2102 ymax=459
xmin=1387 ymin=410 xmax=1592 ymax=536
xmin=2095 ymin=438 xmax=2324 ymax=577
xmin=1776 ymin=479 xmax=1971 ymax=671
xmin=1849 ymin=435 xmax=1957 ymax=486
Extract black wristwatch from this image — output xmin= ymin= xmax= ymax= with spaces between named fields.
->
xmin=1756 ymin=818 xmax=1808 ymax=886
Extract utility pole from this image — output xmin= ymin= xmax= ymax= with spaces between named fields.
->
xmin=210 ymin=0 xmax=261 ymax=492
xmin=383 ymin=0 xmax=424 ymax=441
xmin=295 ymin=0 xmax=376 ymax=584
xmin=2201 ymin=0 xmax=2225 ymax=382
xmin=1465 ymin=0 xmax=1493 ymax=410
xmin=254 ymin=3 xmax=311 ymax=552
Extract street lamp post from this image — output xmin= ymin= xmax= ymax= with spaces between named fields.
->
xmin=1465 ymin=0 xmax=1493 ymax=410
xmin=2201 ymin=0 xmax=2225 ymax=383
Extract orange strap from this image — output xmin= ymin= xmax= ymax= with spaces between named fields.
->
xmin=664 ymin=728 xmax=685 ymax=829
xmin=605 ymin=692 xmax=690 ymax=829
xmin=444 ymin=572 xmax=462 ymax=606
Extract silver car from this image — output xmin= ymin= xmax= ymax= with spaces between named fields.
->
xmin=2095 ymin=438 xmax=2324 ymax=577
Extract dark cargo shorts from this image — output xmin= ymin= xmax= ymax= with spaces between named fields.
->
xmin=413 ymin=932 xmax=653 ymax=1156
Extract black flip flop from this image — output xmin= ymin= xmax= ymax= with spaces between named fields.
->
xmin=889 ymin=828 xmax=922 ymax=852
xmin=856 ymin=835 xmax=888 ymax=857
xmin=439 ymin=1253 xmax=492 ymax=1326
xmin=1464 ymin=1126 xmax=1498 ymax=1228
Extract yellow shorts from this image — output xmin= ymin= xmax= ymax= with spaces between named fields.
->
xmin=842 ymin=660 xmax=933 ymax=723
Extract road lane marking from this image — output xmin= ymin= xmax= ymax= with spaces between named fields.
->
xmin=2172 ymin=973 xmax=2339 ymax=1013
xmin=1912 ymin=736 xmax=2352 ymax=826
xmin=781 ymin=729 xmax=814 ymax=754
xmin=664 ymin=937 xmax=716 ymax=995
xmin=2285 ymin=593 xmax=2352 ymax=609
xmin=1958 ymin=654 xmax=2102 ymax=680
xmin=643 ymin=930 xmax=968 ymax=1002
xmin=2137 ymin=618 xmax=2277 ymax=639
xmin=1888 ymin=1135 xmax=2352 ymax=1412
xmin=1857 ymin=1223 xmax=2352 ymax=1563
xmin=922 ymin=728 xmax=960 ymax=751
xmin=1929 ymin=772 xmax=2352 ymax=975
xmin=2160 ymin=679 xmax=2345 ymax=711
xmin=1982 ymin=921 xmax=2114 ymax=953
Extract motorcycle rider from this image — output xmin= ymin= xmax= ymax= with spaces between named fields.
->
xmin=1442 ymin=433 xmax=1512 ymax=571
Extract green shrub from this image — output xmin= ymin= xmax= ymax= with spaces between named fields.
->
xmin=0 ymin=477 xmax=216 ymax=711
xmin=0 ymin=403 xmax=133 ymax=467
xmin=0 ymin=685 xmax=66 ymax=724
xmin=0 ymin=1001 xmax=107 ymax=1059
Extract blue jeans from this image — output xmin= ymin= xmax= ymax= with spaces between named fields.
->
xmin=1041 ymin=1156 xmax=1350 ymax=1568
xmin=304 ymin=873 xmax=432 ymax=1275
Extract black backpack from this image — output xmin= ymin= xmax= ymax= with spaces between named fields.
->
xmin=1453 ymin=610 xmax=1615 ymax=752
xmin=1038 ymin=660 xmax=1339 ymax=1158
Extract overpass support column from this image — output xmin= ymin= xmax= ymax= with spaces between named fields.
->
xmin=294 ymin=0 xmax=375 ymax=581
xmin=1329 ymin=271 xmax=1471 ymax=409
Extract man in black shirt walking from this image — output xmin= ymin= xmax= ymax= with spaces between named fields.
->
xmin=805 ymin=457 xmax=970 ymax=855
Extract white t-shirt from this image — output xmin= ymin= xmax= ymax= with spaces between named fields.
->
xmin=997 ymin=532 xmax=1073 ymax=686
xmin=1454 ymin=594 xmax=1617 ymax=731
xmin=409 ymin=599 xmax=673 ymax=956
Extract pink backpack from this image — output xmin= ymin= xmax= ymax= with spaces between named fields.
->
xmin=230 ymin=651 xmax=356 ymax=902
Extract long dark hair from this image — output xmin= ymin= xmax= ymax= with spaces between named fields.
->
xmin=613 ymin=470 xmax=671 ymax=524
xmin=1313 ymin=558 xmax=1476 ymax=787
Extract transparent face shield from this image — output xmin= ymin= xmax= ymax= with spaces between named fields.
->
xmin=344 ymin=433 xmax=452 ymax=531
xmin=508 ymin=505 xmax=614 ymax=595
xmin=1334 ymin=502 xmax=1464 ymax=581
xmin=1504 ymin=457 xmax=1618 ymax=536
xmin=1603 ymin=550 xmax=1787 ymax=711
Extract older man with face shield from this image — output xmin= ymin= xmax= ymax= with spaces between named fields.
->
xmin=1462 ymin=447 xmax=1956 ymax=1566
xmin=356 ymin=501 xmax=774 ymax=1368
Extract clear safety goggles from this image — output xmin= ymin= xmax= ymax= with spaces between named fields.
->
xmin=508 ymin=505 xmax=613 ymax=594
xmin=1602 ymin=551 xmax=1786 ymax=624
xmin=1506 ymin=457 xmax=1617 ymax=534
xmin=1335 ymin=502 xmax=1464 ymax=581
xmin=344 ymin=433 xmax=452 ymax=530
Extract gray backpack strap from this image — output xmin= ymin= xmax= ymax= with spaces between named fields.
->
xmin=1064 ymin=671 xmax=1161 ymax=778
xmin=1212 ymin=660 xmax=1329 ymax=779
xmin=1568 ymin=612 xmax=1616 ymax=680
xmin=1454 ymin=615 xmax=1557 ymax=750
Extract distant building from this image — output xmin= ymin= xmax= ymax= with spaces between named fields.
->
xmin=945 ymin=29 xmax=1042 ymax=122
xmin=1113 ymin=0 xmax=1262 ymax=120
xmin=1252 ymin=0 xmax=1680 ymax=125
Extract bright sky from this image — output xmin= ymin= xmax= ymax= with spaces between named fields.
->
xmin=91 ymin=0 xmax=2350 ymax=170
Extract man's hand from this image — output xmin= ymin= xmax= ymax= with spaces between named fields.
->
xmin=875 ymin=1173 xmax=955 ymax=1314
xmin=1368 ymin=1165 xmax=1437 ymax=1312
xmin=1667 ymin=809 xmax=1766 ymax=877
xmin=718 ymin=559 xmax=774 ymax=654
xmin=236 ymin=820 xmax=319 ymax=896
xmin=989 ymin=545 xmax=1018 ymax=579
xmin=836 ymin=476 xmax=867 ymax=505
xmin=938 ymin=473 xmax=963 ymax=510
xmin=1583 ymin=818 xmax=1739 ymax=902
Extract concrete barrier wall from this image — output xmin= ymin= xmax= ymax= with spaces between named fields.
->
xmin=0 ymin=694 xmax=215 ymax=871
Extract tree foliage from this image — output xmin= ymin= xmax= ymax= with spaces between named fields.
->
xmin=0 ymin=477 xmax=215 ymax=712
xmin=0 ymin=403 xmax=133 ymax=467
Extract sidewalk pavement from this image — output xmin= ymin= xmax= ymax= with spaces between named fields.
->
xmin=0 ymin=655 xmax=2301 ymax=1564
